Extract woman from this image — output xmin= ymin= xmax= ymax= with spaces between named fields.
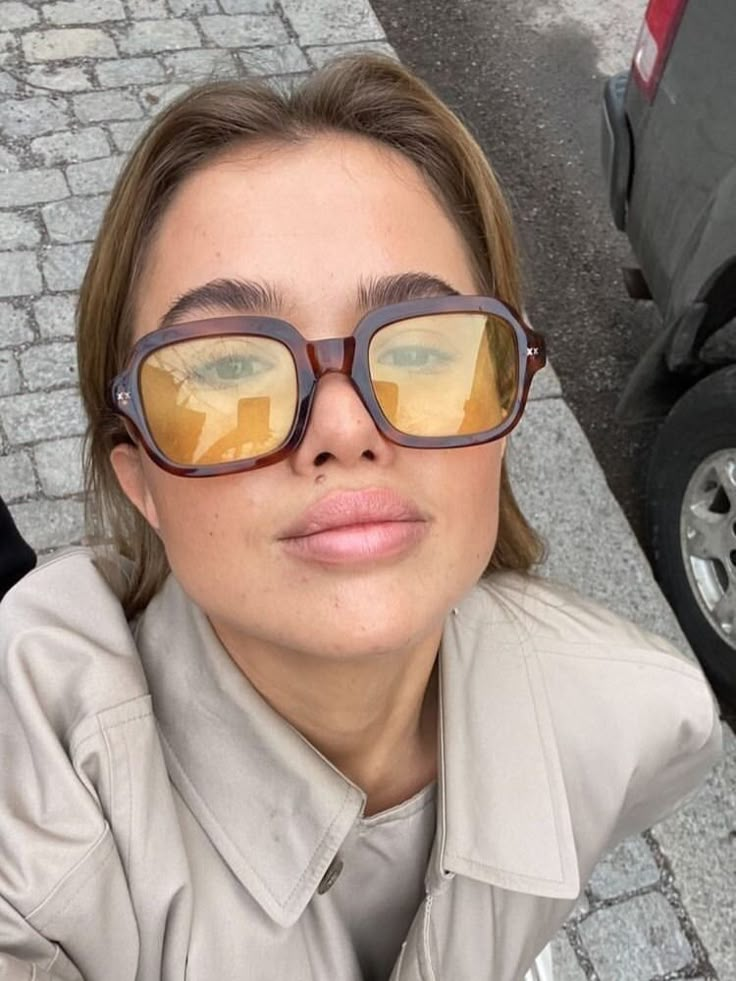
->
xmin=0 ymin=56 xmax=721 ymax=981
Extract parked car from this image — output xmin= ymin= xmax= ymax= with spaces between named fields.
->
xmin=601 ymin=0 xmax=736 ymax=703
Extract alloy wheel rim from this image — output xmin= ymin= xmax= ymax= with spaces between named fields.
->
xmin=680 ymin=448 xmax=736 ymax=652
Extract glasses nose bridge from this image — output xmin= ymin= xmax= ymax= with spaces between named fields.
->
xmin=307 ymin=336 xmax=357 ymax=379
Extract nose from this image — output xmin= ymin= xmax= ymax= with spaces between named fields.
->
xmin=289 ymin=368 xmax=394 ymax=473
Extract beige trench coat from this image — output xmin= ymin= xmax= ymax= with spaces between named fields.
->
xmin=0 ymin=549 xmax=722 ymax=981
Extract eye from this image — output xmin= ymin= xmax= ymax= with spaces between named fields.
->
xmin=377 ymin=345 xmax=454 ymax=371
xmin=192 ymin=353 xmax=273 ymax=386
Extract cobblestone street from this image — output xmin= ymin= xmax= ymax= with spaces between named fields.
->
xmin=0 ymin=1 xmax=734 ymax=979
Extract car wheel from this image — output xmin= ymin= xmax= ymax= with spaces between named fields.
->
xmin=647 ymin=366 xmax=736 ymax=704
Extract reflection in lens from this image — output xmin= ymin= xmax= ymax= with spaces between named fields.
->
xmin=139 ymin=336 xmax=297 ymax=465
xmin=368 ymin=313 xmax=518 ymax=437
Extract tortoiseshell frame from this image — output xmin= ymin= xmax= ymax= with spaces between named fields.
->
xmin=110 ymin=295 xmax=546 ymax=477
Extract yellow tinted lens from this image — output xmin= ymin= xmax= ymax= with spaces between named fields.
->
xmin=368 ymin=313 xmax=518 ymax=437
xmin=140 ymin=336 xmax=297 ymax=465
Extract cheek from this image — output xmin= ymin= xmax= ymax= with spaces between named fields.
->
xmin=435 ymin=443 xmax=504 ymax=571
xmin=143 ymin=466 xmax=260 ymax=565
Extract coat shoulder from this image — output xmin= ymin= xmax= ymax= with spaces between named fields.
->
xmin=0 ymin=546 xmax=149 ymax=733
xmin=475 ymin=571 xmax=702 ymax=674
xmin=463 ymin=572 xmax=722 ymax=840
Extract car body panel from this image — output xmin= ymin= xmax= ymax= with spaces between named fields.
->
xmin=624 ymin=0 xmax=736 ymax=327
xmin=602 ymin=0 xmax=736 ymax=413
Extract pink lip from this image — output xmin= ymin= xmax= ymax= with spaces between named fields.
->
xmin=279 ymin=489 xmax=429 ymax=563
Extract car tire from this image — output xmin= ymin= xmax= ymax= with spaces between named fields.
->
xmin=647 ymin=366 xmax=736 ymax=704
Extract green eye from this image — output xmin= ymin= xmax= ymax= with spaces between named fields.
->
xmin=378 ymin=346 xmax=454 ymax=371
xmin=193 ymin=354 xmax=272 ymax=386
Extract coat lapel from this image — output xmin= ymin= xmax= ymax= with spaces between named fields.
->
xmin=436 ymin=580 xmax=580 ymax=899
xmin=135 ymin=576 xmax=365 ymax=928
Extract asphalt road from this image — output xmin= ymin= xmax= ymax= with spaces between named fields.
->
xmin=374 ymin=0 xmax=661 ymax=544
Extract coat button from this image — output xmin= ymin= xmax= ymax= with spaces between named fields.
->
xmin=317 ymin=855 xmax=344 ymax=894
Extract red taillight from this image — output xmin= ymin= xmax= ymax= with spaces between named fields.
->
xmin=632 ymin=0 xmax=688 ymax=101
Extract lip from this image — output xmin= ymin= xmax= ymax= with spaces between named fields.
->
xmin=279 ymin=489 xmax=429 ymax=563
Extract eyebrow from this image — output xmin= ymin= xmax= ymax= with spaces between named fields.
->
xmin=357 ymin=272 xmax=460 ymax=308
xmin=156 ymin=272 xmax=461 ymax=330
xmin=157 ymin=278 xmax=282 ymax=330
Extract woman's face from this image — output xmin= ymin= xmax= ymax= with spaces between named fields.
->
xmin=112 ymin=133 xmax=505 ymax=661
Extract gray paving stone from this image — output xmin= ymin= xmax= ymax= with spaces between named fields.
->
xmin=126 ymin=0 xmax=168 ymax=16
xmin=0 ymin=70 xmax=20 ymax=97
xmin=140 ymin=81 xmax=190 ymax=113
xmin=551 ymin=935 xmax=587 ymax=981
xmin=279 ymin=0 xmax=384 ymax=45
xmin=162 ymin=48 xmax=237 ymax=79
xmin=0 ymin=210 xmax=40 ymax=249
xmin=0 ymin=70 xmax=18 ymax=95
xmin=95 ymin=55 xmax=164 ymax=87
xmin=306 ymin=39 xmax=395 ymax=68
xmin=0 ymin=350 xmax=21 ymax=396
xmin=0 ymin=2 xmax=39 ymax=29
xmin=42 ymin=194 xmax=106 ymax=243
xmin=168 ymin=0 xmax=218 ymax=12
xmin=66 ymin=154 xmax=123 ymax=194
xmin=528 ymin=361 xmax=562 ymax=400
xmin=0 ymin=29 xmax=15 ymax=59
xmin=33 ymin=292 xmax=76 ymax=338
xmin=0 ymin=146 xmax=19 ymax=171
xmin=0 ymin=251 xmax=42 ymax=297
xmin=652 ymin=725 xmax=736 ymax=981
xmin=238 ymin=43 xmax=309 ymax=76
xmin=25 ymin=64 xmax=92 ymax=91
xmin=117 ymin=18 xmax=200 ymax=55
xmin=0 ymin=168 xmax=68 ymax=207
xmin=10 ymin=496 xmax=85 ymax=551
xmin=579 ymin=893 xmax=692 ymax=980
xmin=0 ymin=96 xmax=68 ymax=139
xmin=107 ymin=118 xmax=146 ymax=152
xmin=0 ymin=450 xmax=35 ymax=502
xmin=42 ymin=0 xmax=126 ymax=25
xmin=42 ymin=242 xmax=92 ymax=291
xmin=220 ymin=0 xmax=274 ymax=11
xmin=34 ymin=435 xmax=84 ymax=496
xmin=31 ymin=127 xmax=109 ymax=166
xmin=0 ymin=303 xmax=33 ymax=346
xmin=18 ymin=340 xmax=77 ymax=391
xmin=588 ymin=836 xmax=660 ymax=900
xmin=23 ymin=27 xmax=117 ymax=62
xmin=73 ymin=89 xmax=142 ymax=123
xmin=198 ymin=13 xmax=288 ymax=47
xmin=0 ymin=387 xmax=86 ymax=442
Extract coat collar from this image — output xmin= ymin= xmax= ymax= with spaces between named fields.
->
xmin=136 ymin=573 xmax=579 ymax=928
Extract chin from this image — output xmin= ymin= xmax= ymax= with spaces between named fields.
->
xmin=300 ymin=594 xmax=450 ymax=661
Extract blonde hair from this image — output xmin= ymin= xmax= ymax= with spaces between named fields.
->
xmin=77 ymin=54 xmax=543 ymax=618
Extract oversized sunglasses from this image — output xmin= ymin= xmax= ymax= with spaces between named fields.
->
xmin=111 ymin=295 xmax=546 ymax=477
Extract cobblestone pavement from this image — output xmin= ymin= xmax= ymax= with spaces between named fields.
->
xmin=0 ymin=2 xmax=733 ymax=979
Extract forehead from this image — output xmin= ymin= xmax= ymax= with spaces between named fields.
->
xmin=134 ymin=133 xmax=479 ymax=337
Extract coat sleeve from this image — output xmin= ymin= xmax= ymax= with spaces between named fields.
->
xmin=0 ymin=681 xmax=92 ymax=980
xmin=0 ymin=553 xmax=143 ymax=981
xmin=0 ymin=896 xmax=85 ymax=981
xmin=615 ymin=664 xmax=723 ymax=841
xmin=532 ymin=590 xmax=724 ymax=852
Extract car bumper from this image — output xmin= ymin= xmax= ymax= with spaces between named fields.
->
xmin=601 ymin=72 xmax=632 ymax=231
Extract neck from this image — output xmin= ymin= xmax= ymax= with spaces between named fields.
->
xmin=214 ymin=625 xmax=441 ymax=816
